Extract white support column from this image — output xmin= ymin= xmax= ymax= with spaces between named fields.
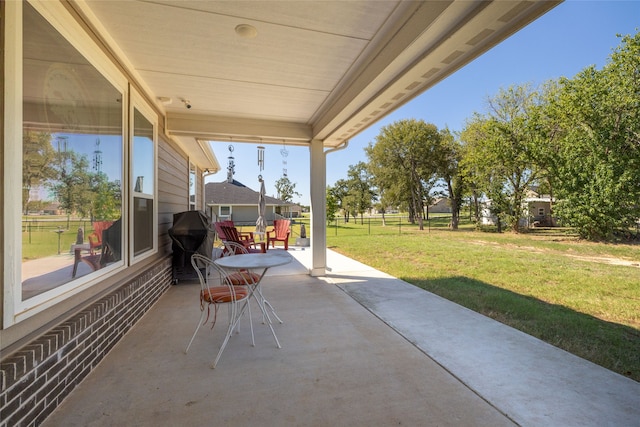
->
xmin=309 ymin=139 xmax=326 ymax=276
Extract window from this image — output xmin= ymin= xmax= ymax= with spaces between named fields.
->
xmin=20 ymin=3 xmax=124 ymax=299
xmin=189 ymin=163 xmax=197 ymax=211
xmin=131 ymin=93 xmax=157 ymax=259
xmin=5 ymin=1 xmax=128 ymax=324
xmin=538 ymin=207 xmax=545 ymax=216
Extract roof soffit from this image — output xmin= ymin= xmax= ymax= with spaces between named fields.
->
xmin=70 ymin=0 xmax=560 ymax=150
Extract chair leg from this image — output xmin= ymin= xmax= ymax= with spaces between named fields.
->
xmin=211 ymin=297 xmax=254 ymax=368
xmin=212 ymin=316 xmax=236 ymax=369
xmin=212 ymin=299 xmax=246 ymax=368
xmin=232 ymin=297 xmax=255 ymax=346
xmin=184 ymin=309 xmax=207 ymax=354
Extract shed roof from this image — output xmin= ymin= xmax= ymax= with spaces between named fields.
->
xmin=205 ymin=180 xmax=289 ymax=206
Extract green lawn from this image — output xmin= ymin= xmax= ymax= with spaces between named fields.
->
xmin=22 ymin=214 xmax=640 ymax=381
xmin=22 ymin=217 xmax=95 ymax=260
xmin=327 ymin=221 xmax=640 ymax=382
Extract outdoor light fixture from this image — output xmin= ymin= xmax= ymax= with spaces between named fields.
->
xmin=235 ymin=24 xmax=257 ymax=39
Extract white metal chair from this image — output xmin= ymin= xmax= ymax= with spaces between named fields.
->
xmin=222 ymin=241 xmax=283 ymax=326
xmin=185 ymin=253 xmax=253 ymax=368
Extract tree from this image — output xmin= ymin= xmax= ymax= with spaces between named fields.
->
xmin=22 ymin=131 xmax=57 ymax=214
xmin=460 ymin=84 xmax=545 ymax=233
xmin=436 ymin=128 xmax=465 ymax=229
xmin=274 ymin=176 xmax=301 ymax=218
xmin=48 ymin=150 xmax=92 ymax=220
xmin=91 ymin=173 xmax=122 ymax=221
xmin=329 ymin=179 xmax=349 ymax=222
xmin=274 ymin=176 xmax=301 ymax=203
xmin=343 ymin=162 xmax=377 ymax=224
xmin=325 ymin=186 xmax=339 ymax=224
xmin=542 ymin=31 xmax=640 ymax=240
xmin=365 ymin=119 xmax=442 ymax=230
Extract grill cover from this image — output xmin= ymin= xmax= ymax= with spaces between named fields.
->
xmin=169 ymin=211 xmax=213 ymax=282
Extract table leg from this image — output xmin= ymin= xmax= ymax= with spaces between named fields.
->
xmin=222 ymin=266 xmax=283 ymax=350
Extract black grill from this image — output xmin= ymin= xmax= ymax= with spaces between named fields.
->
xmin=168 ymin=211 xmax=213 ymax=283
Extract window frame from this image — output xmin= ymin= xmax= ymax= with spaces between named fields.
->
xmin=219 ymin=206 xmax=232 ymax=219
xmin=129 ymin=88 xmax=158 ymax=263
xmin=3 ymin=1 xmax=128 ymax=326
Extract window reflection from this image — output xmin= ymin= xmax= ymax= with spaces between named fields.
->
xmin=21 ymin=3 xmax=124 ymax=300
xmin=132 ymin=108 xmax=155 ymax=256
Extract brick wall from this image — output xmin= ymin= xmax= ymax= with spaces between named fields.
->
xmin=0 ymin=259 xmax=173 ymax=427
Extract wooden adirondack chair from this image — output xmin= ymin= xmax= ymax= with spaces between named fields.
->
xmin=219 ymin=225 xmax=265 ymax=253
xmin=267 ymin=219 xmax=291 ymax=250
xmin=87 ymin=220 xmax=114 ymax=254
xmin=214 ymin=221 xmax=255 ymax=246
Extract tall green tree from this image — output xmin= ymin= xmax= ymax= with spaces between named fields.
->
xmin=49 ymin=150 xmax=93 ymax=220
xmin=365 ymin=119 xmax=441 ymax=230
xmin=274 ymin=175 xmax=301 ymax=218
xmin=329 ymin=179 xmax=349 ymax=222
xmin=274 ymin=176 xmax=301 ymax=203
xmin=22 ymin=131 xmax=57 ymax=214
xmin=460 ymin=84 xmax=545 ymax=232
xmin=436 ymin=128 xmax=465 ymax=229
xmin=543 ymin=31 xmax=640 ymax=240
xmin=343 ymin=162 xmax=377 ymax=225
xmin=325 ymin=186 xmax=339 ymax=224
xmin=91 ymin=172 xmax=122 ymax=221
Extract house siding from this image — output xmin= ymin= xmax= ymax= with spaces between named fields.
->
xmin=209 ymin=204 xmax=278 ymax=225
xmin=158 ymin=138 xmax=189 ymax=252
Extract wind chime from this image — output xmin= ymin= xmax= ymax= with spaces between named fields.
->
xmin=256 ymin=145 xmax=267 ymax=237
xmin=257 ymin=145 xmax=265 ymax=181
xmin=226 ymin=144 xmax=235 ymax=182
xmin=280 ymin=142 xmax=288 ymax=177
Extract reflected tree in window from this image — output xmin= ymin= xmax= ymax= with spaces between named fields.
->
xmin=22 ymin=131 xmax=56 ymax=214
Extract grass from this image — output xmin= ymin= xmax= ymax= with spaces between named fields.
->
xmin=22 ymin=214 xmax=640 ymax=380
xmin=22 ymin=217 xmax=96 ymax=260
xmin=326 ymin=219 xmax=640 ymax=382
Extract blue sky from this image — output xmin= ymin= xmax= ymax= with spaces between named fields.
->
xmin=207 ymin=1 xmax=640 ymax=205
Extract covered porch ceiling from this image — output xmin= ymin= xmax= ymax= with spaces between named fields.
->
xmin=73 ymin=0 xmax=560 ymax=169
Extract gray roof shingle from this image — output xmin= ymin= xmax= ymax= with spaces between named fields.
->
xmin=205 ymin=180 xmax=289 ymax=206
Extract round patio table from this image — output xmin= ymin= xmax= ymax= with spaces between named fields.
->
xmin=214 ymin=251 xmax=292 ymax=348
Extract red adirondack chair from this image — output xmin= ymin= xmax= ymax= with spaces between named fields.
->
xmin=219 ymin=225 xmax=264 ymax=253
xmin=214 ymin=221 xmax=255 ymax=246
xmin=267 ymin=219 xmax=291 ymax=250
xmin=87 ymin=220 xmax=114 ymax=254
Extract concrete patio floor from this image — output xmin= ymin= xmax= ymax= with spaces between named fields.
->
xmin=42 ymin=248 xmax=639 ymax=427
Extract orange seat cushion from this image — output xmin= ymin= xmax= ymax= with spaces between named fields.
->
xmin=227 ymin=271 xmax=261 ymax=285
xmin=201 ymin=286 xmax=248 ymax=304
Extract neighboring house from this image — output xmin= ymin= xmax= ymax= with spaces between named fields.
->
xmin=42 ymin=202 xmax=63 ymax=216
xmin=525 ymin=193 xmax=556 ymax=227
xmin=429 ymin=198 xmax=452 ymax=214
xmin=206 ymin=180 xmax=291 ymax=225
xmin=480 ymin=190 xmax=556 ymax=227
